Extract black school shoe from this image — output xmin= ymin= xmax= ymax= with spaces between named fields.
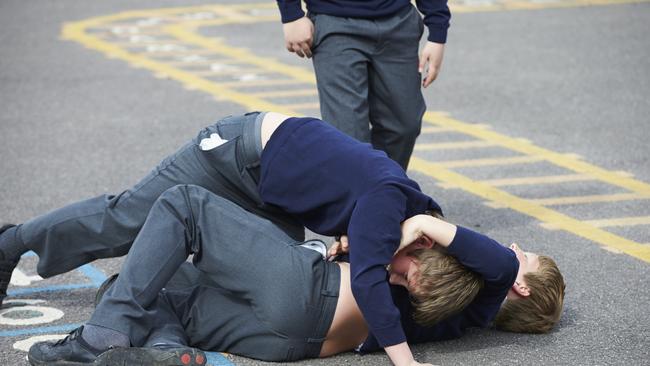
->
xmin=95 ymin=345 xmax=207 ymax=366
xmin=0 ymin=224 xmax=18 ymax=307
xmin=28 ymin=326 xmax=103 ymax=365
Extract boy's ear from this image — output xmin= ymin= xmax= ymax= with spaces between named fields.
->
xmin=414 ymin=235 xmax=434 ymax=249
xmin=512 ymin=280 xmax=531 ymax=297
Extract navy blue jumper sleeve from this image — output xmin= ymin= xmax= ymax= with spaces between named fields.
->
xmin=276 ymin=0 xmax=451 ymax=43
xmin=259 ymin=117 xmax=441 ymax=348
xmin=359 ymin=226 xmax=519 ymax=353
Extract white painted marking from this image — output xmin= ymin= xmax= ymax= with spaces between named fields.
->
xmin=10 ymin=268 xmax=43 ymax=286
xmin=13 ymin=334 xmax=67 ymax=352
xmin=239 ymin=73 xmax=258 ymax=81
xmin=0 ymin=305 xmax=64 ymax=326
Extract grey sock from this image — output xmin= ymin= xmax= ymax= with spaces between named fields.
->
xmin=0 ymin=226 xmax=27 ymax=261
xmin=81 ymin=324 xmax=130 ymax=351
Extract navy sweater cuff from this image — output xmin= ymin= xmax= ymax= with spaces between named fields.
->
xmin=277 ymin=1 xmax=305 ymax=23
xmin=426 ymin=25 xmax=448 ymax=44
xmin=371 ymin=322 xmax=407 ymax=348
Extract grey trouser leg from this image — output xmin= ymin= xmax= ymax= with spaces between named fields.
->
xmin=311 ymin=5 xmax=426 ymax=169
xmin=90 ymin=186 xmax=339 ymax=361
xmin=14 ymin=113 xmax=303 ymax=277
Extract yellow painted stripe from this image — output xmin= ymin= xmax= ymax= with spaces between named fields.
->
xmin=487 ymin=193 xmax=650 ymax=208
xmin=62 ymin=22 xmax=297 ymax=115
xmin=249 ymin=89 xmax=318 ymax=98
xmin=283 ymin=102 xmax=320 ymax=110
xmin=480 ymin=173 xmax=595 ymax=187
xmin=166 ymin=59 xmax=243 ymax=67
xmin=437 ymin=155 xmax=545 ymax=168
xmin=542 ymin=215 xmax=650 ymax=230
xmin=423 ymin=112 xmax=650 ymax=195
xmin=218 ymin=79 xmax=307 ymax=87
xmin=61 ymin=5 xmax=650 ymax=265
xmin=410 ymin=157 xmax=650 ymax=263
xmin=165 ymin=24 xmax=317 ymax=84
xmin=190 ymin=68 xmax=269 ymax=77
xmin=224 ymin=0 xmax=650 ymax=16
xmin=415 ymin=140 xmax=497 ymax=151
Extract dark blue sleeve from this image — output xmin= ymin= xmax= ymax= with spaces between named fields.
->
xmin=359 ymin=226 xmax=519 ymax=352
xmin=348 ymin=185 xmax=408 ymax=347
xmin=415 ymin=0 xmax=451 ymax=43
xmin=276 ymin=0 xmax=305 ymax=23
xmin=447 ymin=226 xmax=519 ymax=291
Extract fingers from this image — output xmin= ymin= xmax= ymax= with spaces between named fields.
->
xmin=289 ymin=42 xmax=313 ymax=58
xmin=328 ymin=241 xmax=341 ymax=257
xmin=422 ymin=67 xmax=438 ymax=88
xmin=340 ymin=235 xmax=349 ymax=252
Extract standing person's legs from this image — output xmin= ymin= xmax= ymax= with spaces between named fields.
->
xmin=311 ymin=13 xmax=372 ymax=143
xmin=368 ymin=5 xmax=426 ymax=170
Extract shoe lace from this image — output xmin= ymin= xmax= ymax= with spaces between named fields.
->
xmin=53 ymin=327 xmax=82 ymax=346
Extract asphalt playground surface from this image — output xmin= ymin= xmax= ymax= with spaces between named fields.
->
xmin=1 ymin=0 xmax=649 ymax=365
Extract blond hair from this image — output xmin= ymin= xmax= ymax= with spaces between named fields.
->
xmin=494 ymin=255 xmax=565 ymax=333
xmin=409 ymin=249 xmax=484 ymax=327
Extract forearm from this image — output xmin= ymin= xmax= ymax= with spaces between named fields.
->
xmin=385 ymin=342 xmax=414 ymax=366
xmin=399 ymin=214 xmax=456 ymax=250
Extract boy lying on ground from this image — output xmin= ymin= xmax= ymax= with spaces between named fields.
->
xmin=2 ymin=112 xmax=564 ymax=366
xmin=28 ymin=192 xmax=564 ymax=365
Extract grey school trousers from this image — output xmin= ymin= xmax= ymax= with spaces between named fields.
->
xmin=90 ymin=187 xmax=340 ymax=361
xmin=13 ymin=112 xmax=303 ymax=278
xmin=310 ymin=4 xmax=426 ymax=169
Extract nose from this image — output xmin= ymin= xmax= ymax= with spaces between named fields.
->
xmin=510 ymin=243 xmax=519 ymax=251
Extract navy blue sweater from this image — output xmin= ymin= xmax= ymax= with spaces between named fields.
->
xmin=276 ymin=0 xmax=451 ymax=43
xmin=259 ymin=117 xmax=441 ymax=347
xmin=358 ymin=226 xmax=519 ymax=352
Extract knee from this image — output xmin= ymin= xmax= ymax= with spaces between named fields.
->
xmin=400 ymin=116 xmax=422 ymax=141
xmin=156 ymin=184 xmax=206 ymax=211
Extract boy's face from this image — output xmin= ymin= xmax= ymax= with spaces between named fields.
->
xmin=508 ymin=243 xmax=540 ymax=299
xmin=388 ymin=243 xmax=421 ymax=290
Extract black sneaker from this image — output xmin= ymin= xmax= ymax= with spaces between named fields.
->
xmin=94 ymin=273 xmax=118 ymax=307
xmin=94 ymin=345 xmax=207 ymax=366
xmin=0 ymin=224 xmax=18 ymax=307
xmin=28 ymin=326 xmax=103 ymax=365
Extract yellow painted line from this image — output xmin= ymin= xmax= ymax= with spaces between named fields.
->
xmin=410 ymin=157 xmax=650 ymax=263
xmin=415 ymin=140 xmax=497 ymax=151
xmin=62 ymin=21 xmax=296 ymax=115
xmin=542 ymin=215 xmax=650 ymax=230
xmin=480 ymin=173 xmax=595 ymax=187
xmin=437 ymin=155 xmax=545 ymax=168
xmin=421 ymin=126 xmax=455 ymax=134
xmin=190 ymin=68 xmax=270 ymax=77
xmin=217 ymin=78 xmax=307 ymax=87
xmin=166 ymin=59 xmax=243 ymax=67
xmin=447 ymin=0 xmax=650 ymax=13
xmin=212 ymin=0 xmax=650 ymax=19
xmin=62 ymin=5 xmax=650 ymax=265
xmin=165 ymin=24 xmax=317 ymax=84
xmin=283 ymin=102 xmax=320 ymax=110
xmin=249 ymin=89 xmax=318 ymax=98
xmin=423 ymin=112 xmax=650 ymax=195
xmin=487 ymin=193 xmax=650 ymax=208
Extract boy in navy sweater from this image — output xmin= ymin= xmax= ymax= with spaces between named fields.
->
xmin=277 ymin=0 xmax=450 ymax=169
xmin=1 ymin=112 xmax=564 ymax=366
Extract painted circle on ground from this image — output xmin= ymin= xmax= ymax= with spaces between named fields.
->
xmin=0 ymin=305 xmax=64 ymax=325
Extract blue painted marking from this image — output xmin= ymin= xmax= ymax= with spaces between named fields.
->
xmin=7 ymin=283 xmax=96 ymax=296
xmin=77 ymin=263 xmax=108 ymax=286
xmin=8 ymin=252 xmax=107 ymax=295
xmin=206 ymin=352 xmax=235 ymax=366
xmin=0 ymin=323 xmax=81 ymax=337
